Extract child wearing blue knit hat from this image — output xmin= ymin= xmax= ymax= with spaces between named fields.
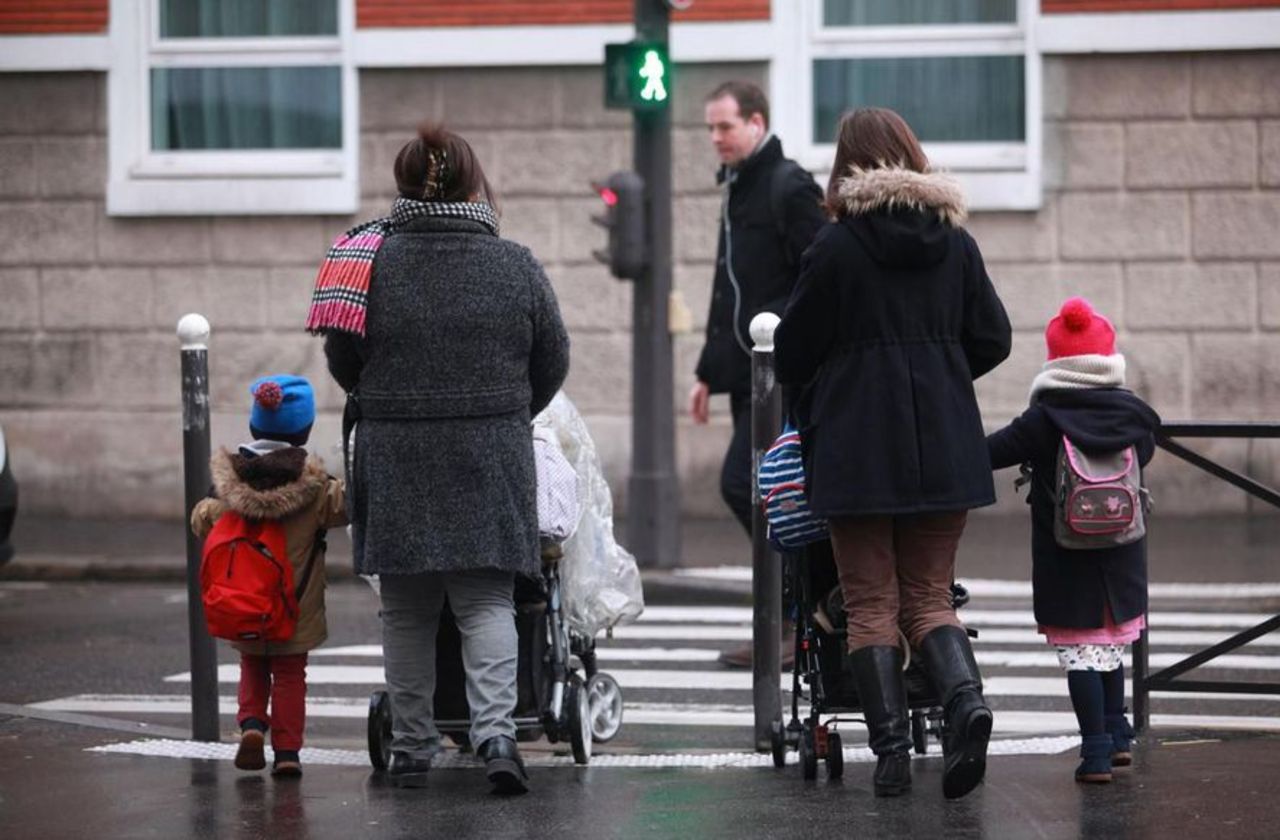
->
xmin=191 ymin=373 xmax=346 ymax=777
xmin=248 ymin=374 xmax=316 ymax=448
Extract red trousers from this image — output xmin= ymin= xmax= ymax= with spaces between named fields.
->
xmin=237 ymin=653 xmax=308 ymax=751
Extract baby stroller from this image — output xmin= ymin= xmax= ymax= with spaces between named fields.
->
xmin=366 ymin=396 xmax=640 ymax=769
xmin=366 ymin=542 xmax=625 ymax=768
xmin=769 ymin=546 xmax=974 ymax=781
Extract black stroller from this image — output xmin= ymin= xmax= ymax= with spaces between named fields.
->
xmin=366 ymin=544 xmax=624 ymax=768
xmin=769 ymin=546 xmax=974 ymax=780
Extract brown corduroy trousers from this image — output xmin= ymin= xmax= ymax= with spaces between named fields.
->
xmin=828 ymin=511 xmax=968 ymax=652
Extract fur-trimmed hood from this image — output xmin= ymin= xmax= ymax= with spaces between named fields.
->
xmin=836 ymin=167 xmax=967 ymax=227
xmin=210 ymin=447 xmax=330 ymax=520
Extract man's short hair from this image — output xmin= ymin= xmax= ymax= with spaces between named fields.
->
xmin=706 ymin=80 xmax=769 ymax=129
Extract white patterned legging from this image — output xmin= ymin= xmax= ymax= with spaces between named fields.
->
xmin=1055 ymin=643 xmax=1126 ymax=672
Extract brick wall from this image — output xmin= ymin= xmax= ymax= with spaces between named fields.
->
xmin=1 ymin=53 xmax=1278 ymax=519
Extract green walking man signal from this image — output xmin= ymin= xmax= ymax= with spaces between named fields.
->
xmin=604 ymin=41 xmax=670 ymax=111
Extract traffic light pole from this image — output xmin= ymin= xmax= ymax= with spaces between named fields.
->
xmin=629 ymin=0 xmax=680 ymax=569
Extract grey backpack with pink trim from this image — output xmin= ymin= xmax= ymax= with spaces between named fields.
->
xmin=1052 ymin=435 xmax=1149 ymax=550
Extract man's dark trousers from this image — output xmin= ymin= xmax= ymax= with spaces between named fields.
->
xmin=720 ymin=392 xmax=755 ymax=535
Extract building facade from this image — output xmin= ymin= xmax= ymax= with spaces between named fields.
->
xmin=2 ymin=0 xmax=1278 ymax=518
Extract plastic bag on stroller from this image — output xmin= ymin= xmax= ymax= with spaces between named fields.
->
xmin=533 ymin=392 xmax=644 ymax=638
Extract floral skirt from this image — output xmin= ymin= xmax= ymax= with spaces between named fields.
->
xmin=1041 ymin=605 xmax=1145 ymax=671
xmin=1053 ymin=643 xmax=1126 ymax=672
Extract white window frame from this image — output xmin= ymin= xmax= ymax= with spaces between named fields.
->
xmin=772 ymin=0 xmax=1042 ymax=211
xmin=107 ymin=0 xmax=358 ymax=216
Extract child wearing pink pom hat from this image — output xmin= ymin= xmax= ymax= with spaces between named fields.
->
xmin=986 ymin=298 xmax=1160 ymax=784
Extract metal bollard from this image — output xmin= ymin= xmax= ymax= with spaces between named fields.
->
xmin=749 ymin=312 xmax=783 ymax=751
xmin=178 ymin=314 xmax=220 ymax=742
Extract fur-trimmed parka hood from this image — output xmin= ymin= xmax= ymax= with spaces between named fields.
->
xmin=836 ymin=167 xmax=967 ymax=227
xmin=835 ymin=167 xmax=968 ymax=269
xmin=209 ymin=447 xmax=330 ymax=520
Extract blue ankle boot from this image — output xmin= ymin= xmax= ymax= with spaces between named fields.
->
xmin=1105 ymin=711 xmax=1135 ymax=767
xmin=1076 ymin=734 xmax=1114 ymax=783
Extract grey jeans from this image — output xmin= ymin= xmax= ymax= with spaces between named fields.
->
xmin=379 ymin=570 xmax=518 ymax=758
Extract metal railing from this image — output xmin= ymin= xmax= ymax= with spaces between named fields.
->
xmin=1132 ymin=422 xmax=1280 ymax=732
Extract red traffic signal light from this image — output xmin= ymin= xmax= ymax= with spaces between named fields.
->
xmin=589 ymin=172 xmax=646 ymax=280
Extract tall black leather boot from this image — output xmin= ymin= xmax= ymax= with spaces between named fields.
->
xmin=847 ymin=646 xmax=913 ymax=797
xmin=917 ymin=625 xmax=993 ymax=800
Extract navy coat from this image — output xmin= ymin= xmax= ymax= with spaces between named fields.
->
xmin=987 ymin=388 xmax=1161 ymax=628
xmin=774 ymin=168 xmax=1011 ymax=517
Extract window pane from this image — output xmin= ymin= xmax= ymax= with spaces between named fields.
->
xmin=160 ymin=0 xmax=337 ymax=38
xmin=813 ymin=56 xmax=1024 ymax=144
xmin=151 ymin=67 xmax=341 ymax=150
xmin=823 ymin=0 xmax=1016 ymax=26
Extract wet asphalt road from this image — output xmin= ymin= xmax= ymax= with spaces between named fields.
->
xmin=3 ymin=714 xmax=1280 ymax=839
xmin=4 ymin=514 xmax=1280 ymax=837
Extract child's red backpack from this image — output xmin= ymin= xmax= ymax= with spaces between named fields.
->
xmin=200 ymin=513 xmax=308 ymax=643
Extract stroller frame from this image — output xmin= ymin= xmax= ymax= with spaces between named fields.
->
xmin=367 ymin=547 xmax=624 ymax=769
xmin=769 ymin=553 xmax=973 ymax=780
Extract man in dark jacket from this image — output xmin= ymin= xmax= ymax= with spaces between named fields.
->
xmin=691 ymin=81 xmax=826 ymax=529
xmin=690 ymin=81 xmax=827 ymax=668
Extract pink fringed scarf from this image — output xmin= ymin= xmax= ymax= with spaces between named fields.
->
xmin=305 ymin=198 xmax=499 ymax=337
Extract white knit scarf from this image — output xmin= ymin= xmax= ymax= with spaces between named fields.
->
xmin=1028 ymin=353 xmax=1127 ymax=401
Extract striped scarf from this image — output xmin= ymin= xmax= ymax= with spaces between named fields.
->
xmin=305 ymin=197 xmax=500 ymax=337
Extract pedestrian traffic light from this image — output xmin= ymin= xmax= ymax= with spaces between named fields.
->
xmin=604 ymin=41 xmax=671 ymax=111
xmin=590 ymin=171 xmax=647 ymax=280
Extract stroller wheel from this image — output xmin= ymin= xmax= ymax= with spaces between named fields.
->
xmin=586 ymin=673 xmax=624 ymax=743
xmin=825 ymin=731 xmax=844 ymax=779
xmin=368 ymin=690 xmax=393 ymax=771
xmin=799 ymin=726 xmax=818 ymax=781
xmin=567 ymin=675 xmax=592 ymax=765
xmin=911 ymin=709 xmax=928 ymax=755
xmin=770 ymin=719 xmax=787 ymax=769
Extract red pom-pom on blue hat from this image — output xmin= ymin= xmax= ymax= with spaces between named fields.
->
xmin=1044 ymin=296 xmax=1116 ymax=360
xmin=253 ymin=380 xmax=284 ymax=411
xmin=248 ymin=375 xmax=315 ymax=444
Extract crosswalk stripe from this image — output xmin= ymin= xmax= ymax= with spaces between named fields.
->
xmin=636 ymin=605 xmax=1277 ymax=628
xmin=667 ymin=570 xmax=1280 ymax=600
xmin=87 ymin=735 xmax=1088 ymax=767
xmin=314 ymin=625 xmax=1280 ymax=656
xmin=33 ymin=696 xmax=1280 ymax=735
xmin=162 ymin=648 xmax=1280 ymax=691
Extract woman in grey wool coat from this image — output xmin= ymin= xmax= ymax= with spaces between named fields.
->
xmin=322 ymin=124 xmax=570 ymax=794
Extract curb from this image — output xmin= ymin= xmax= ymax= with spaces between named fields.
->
xmin=0 ymin=556 xmax=754 ymax=605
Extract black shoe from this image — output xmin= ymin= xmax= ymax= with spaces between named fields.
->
xmin=388 ymin=752 xmax=434 ymax=789
xmin=477 ymin=736 xmax=529 ymax=795
xmin=271 ymin=749 xmax=302 ymax=778
xmin=847 ymin=646 xmax=913 ymax=797
xmin=918 ymin=625 xmax=993 ymax=800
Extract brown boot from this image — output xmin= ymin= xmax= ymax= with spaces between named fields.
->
xmin=717 ymin=622 xmax=795 ymax=669
xmin=234 ymin=728 xmax=266 ymax=771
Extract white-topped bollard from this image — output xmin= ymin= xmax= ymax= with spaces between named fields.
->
xmin=177 ymin=312 xmax=210 ymax=351
xmin=177 ymin=314 xmax=218 ymax=742
xmin=749 ymin=311 xmax=783 ymax=753
xmin=750 ymin=312 xmax=780 ymax=353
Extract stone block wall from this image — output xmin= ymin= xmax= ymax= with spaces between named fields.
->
xmin=1003 ymin=51 xmax=1280 ymax=514
xmin=1 ymin=52 xmax=1279 ymax=519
